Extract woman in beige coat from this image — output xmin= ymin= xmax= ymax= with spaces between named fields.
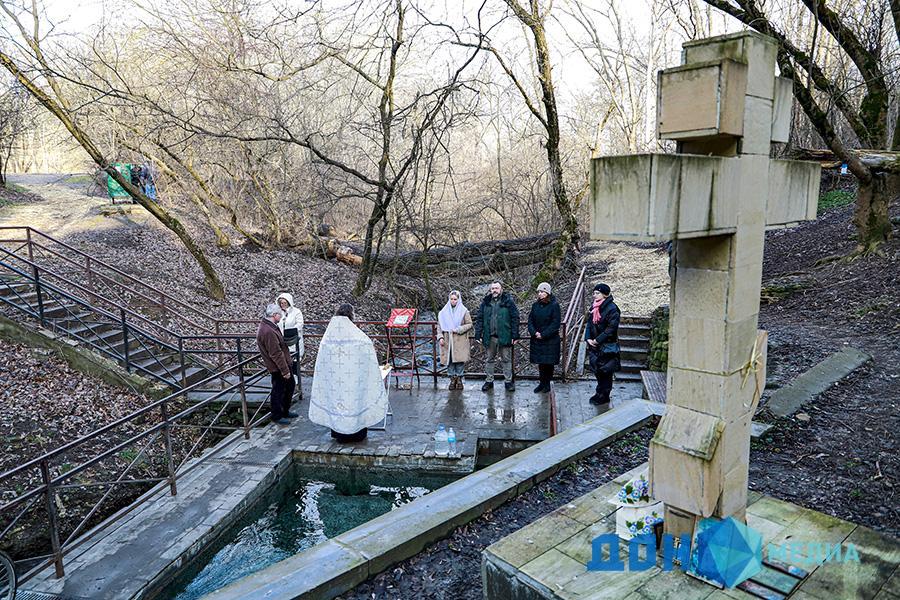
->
xmin=438 ymin=290 xmax=473 ymax=390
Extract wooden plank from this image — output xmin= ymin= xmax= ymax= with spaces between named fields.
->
xmin=640 ymin=370 xmax=667 ymax=403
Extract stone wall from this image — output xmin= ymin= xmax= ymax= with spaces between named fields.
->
xmin=648 ymin=305 xmax=669 ymax=372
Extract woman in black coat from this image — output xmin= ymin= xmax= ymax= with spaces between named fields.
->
xmin=528 ymin=282 xmax=561 ymax=394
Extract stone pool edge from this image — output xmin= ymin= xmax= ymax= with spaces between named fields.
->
xmin=204 ymin=399 xmax=658 ymax=600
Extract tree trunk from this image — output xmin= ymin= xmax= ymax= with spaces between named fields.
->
xmin=854 ymin=173 xmax=896 ymax=252
xmin=520 ymin=3 xmax=580 ymax=288
xmin=353 ymin=207 xmax=385 ymax=296
xmin=0 ymin=51 xmax=226 ymax=299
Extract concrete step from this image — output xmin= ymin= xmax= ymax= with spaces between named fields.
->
xmin=618 ymin=322 xmax=650 ymax=336
xmin=618 ymin=334 xmax=650 ymax=346
xmin=619 ymin=359 xmax=647 ymax=373
xmin=614 ymin=371 xmax=642 ymax=382
xmin=619 ymin=346 xmax=649 ymax=362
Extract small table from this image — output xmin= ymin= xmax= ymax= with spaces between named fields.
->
xmin=370 ymin=365 xmax=393 ymax=431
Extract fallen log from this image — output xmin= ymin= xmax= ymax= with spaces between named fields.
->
xmin=793 ymin=148 xmax=900 ymax=172
xmin=353 ymin=231 xmax=562 ymax=276
xmin=305 ymin=231 xmax=561 ymax=274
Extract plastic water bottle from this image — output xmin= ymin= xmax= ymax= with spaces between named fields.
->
xmin=434 ymin=425 xmax=449 ymax=457
xmin=447 ymin=428 xmax=457 ymax=458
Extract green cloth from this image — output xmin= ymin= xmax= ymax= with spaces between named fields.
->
xmin=106 ymin=163 xmax=132 ymax=199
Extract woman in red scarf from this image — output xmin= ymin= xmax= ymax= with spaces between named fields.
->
xmin=584 ymin=283 xmax=621 ymax=408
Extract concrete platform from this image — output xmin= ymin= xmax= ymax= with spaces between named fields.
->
xmin=483 ymin=463 xmax=900 ymax=600
xmin=205 ymin=400 xmax=658 ymax=600
xmin=19 ymin=378 xmax=643 ymax=600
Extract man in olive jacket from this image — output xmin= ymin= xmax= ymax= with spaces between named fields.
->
xmin=474 ymin=282 xmax=520 ymax=392
xmin=256 ymin=303 xmax=297 ymax=424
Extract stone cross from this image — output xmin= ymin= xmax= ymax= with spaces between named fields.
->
xmin=589 ymin=32 xmax=820 ymax=539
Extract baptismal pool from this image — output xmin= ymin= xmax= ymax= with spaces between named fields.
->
xmin=163 ymin=466 xmax=457 ymax=600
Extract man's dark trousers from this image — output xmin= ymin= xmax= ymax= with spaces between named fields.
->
xmin=270 ymin=372 xmax=295 ymax=419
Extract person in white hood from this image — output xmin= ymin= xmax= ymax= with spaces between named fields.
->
xmin=276 ymin=292 xmax=305 ymax=393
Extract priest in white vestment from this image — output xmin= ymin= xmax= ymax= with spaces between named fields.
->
xmin=309 ymin=304 xmax=388 ymax=442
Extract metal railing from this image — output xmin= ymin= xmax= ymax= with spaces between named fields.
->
xmin=0 ymin=229 xmax=592 ymax=582
xmin=0 ymin=226 xmax=592 ymax=385
xmin=0 ymin=250 xmax=236 ymax=390
xmin=0 ymin=351 xmax=286 ymax=584
xmin=0 ymin=227 xmax=224 ymax=335
xmin=561 ymin=266 xmax=588 ymax=377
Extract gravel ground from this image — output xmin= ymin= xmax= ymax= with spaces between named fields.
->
xmin=579 ymin=241 xmax=669 ymax=317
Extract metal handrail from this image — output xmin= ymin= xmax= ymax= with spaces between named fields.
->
xmin=0 ymin=246 xmax=185 ymax=343
xmin=0 ymin=254 xmax=245 ymax=390
xmin=0 ymin=351 xmax=277 ymax=582
xmin=0 ymin=227 xmax=219 ymax=333
xmin=560 ymin=266 xmax=587 ymax=377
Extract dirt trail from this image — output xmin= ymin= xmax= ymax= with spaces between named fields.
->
xmin=0 ymin=174 xmax=156 ymax=238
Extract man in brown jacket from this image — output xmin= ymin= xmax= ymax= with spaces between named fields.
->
xmin=256 ymin=303 xmax=296 ymax=424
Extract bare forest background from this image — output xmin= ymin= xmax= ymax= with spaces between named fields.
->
xmin=0 ymin=0 xmax=897 ymax=299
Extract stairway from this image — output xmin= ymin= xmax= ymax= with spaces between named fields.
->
xmin=0 ymin=273 xmax=215 ymax=389
xmin=573 ymin=314 xmax=651 ymax=381
xmin=616 ymin=316 xmax=651 ymax=382
xmin=0 ymin=226 xmax=269 ymax=397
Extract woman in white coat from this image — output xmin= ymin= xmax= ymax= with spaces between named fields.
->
xmin=276 ymin=292 xmax=305 ymax=396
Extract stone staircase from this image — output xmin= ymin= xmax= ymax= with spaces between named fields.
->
xmin=573 ymin=315 xmax=651 ymax=382
xmin=616 ymin=316 xmax=651 ymax=381
xmin=0 ymin=273 xmax=215 ymax=389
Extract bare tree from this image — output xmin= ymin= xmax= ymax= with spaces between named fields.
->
xmin=463 ymin=0 xmax=581 ymax=286
xmin=0 ymin=76 xmax=34 ymax=184
xmin=0 ymin=1 xmax=226 ymax=298
xmin=701 ymin=0 xmax=899 ymax=253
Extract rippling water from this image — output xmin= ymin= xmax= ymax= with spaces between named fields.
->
xmin=169 ymin=475 xmax=439 ymax=600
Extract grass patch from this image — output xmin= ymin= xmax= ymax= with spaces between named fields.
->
xmin=63 ymin=174 xmax=94 ymax=184
xmin=3 ymin=182 xmax=28 ymax=194
xmin=817 ymin=190 xmax=854 ymax=214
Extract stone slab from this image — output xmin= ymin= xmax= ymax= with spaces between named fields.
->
xmin=483 ymin=470 xmax=900 ymax=600
xmin=767 ymin=347 xmax=872 ymax=417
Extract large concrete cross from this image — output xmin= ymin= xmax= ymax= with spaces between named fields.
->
xmin=589 ymin=32 xmax=821 ymax=539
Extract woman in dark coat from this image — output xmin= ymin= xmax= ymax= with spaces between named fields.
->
xmin=584 ymin=283 xmax=621 ymax=407
xmin=528 ymin=282 xmax=561 ymax=393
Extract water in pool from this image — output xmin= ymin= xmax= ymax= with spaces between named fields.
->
xmin=168 ymin=468 xmax=452 ymax=599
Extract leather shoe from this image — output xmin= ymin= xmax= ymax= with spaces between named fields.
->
xmin=481 ymin=381 xmax=494 ymax=391
xmin=286 ymin=411 xmax=299 ymax=418
xmin=273 ymin=417 xmax=292 ymax=425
